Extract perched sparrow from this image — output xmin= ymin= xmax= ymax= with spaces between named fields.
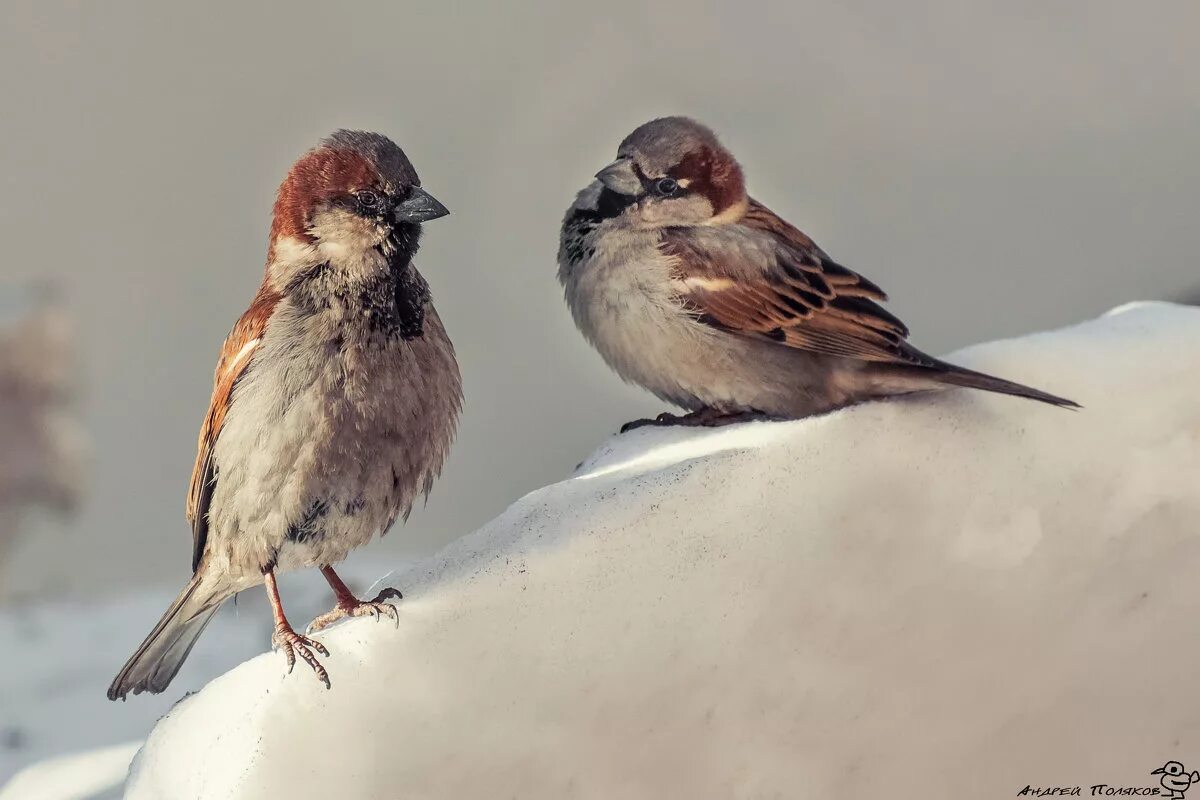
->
xmin=559 ymin=116 xmax=1077 ymax=430
xmin=108 ymin=131 xmax=461 ymax=699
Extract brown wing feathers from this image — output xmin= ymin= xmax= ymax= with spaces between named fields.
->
xmin=664 ymin=199 xmax=914 ymax=363
xmin=185 ymin=286 xmax=279 ymax=570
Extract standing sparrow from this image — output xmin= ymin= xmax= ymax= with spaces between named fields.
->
xmin=108 ymin=130 xmax=461 ymax=699
xmin=559 ymin=116 xmax=1077 ymax=431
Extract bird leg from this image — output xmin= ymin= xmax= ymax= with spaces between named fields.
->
xmin=620 ymin=407 xmax=774 ymax=433
xmin=306 ymin=565 xmax=403 ymax=633
xmin=264 ymin=568 xmax=330 ymax=689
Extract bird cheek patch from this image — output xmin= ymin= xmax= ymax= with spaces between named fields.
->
xmin=639 ymin=195 xmax=715 ymax=226
xmin=707 ymin=196 xmax=750 ymax=226
xmin=308 ymin=206 xmax=388 ymax=251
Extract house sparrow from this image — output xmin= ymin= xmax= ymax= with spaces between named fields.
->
xmin=108 ymin=130 xmax=461 ymax=699
xmin=559 ymin=116 xmax=1077 ymax=431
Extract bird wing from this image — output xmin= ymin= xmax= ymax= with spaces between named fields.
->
xmin=660 ymin=198 xmax=924 ymax=364
xmin=185 ymin=286 xmax=279 ymax=572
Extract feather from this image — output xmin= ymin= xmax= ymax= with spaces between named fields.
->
xmin=662 ymin=199 xmax=910 ymax=363
xmin=185 ymin=285 xmax=279 ymax=570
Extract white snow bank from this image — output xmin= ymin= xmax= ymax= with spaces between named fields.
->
xmin=0 ymin=590 xmax=260 ymax=786
xmin=0 ymin=563 xmax=392 ymax=788
xmin=0 ymin=742 xmax=139 ymax=800
xmin=127 ymin=304 xmax=1200 ymax=799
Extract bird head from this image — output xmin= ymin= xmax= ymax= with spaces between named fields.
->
xmin=266 ymin=130 xmax=448 ymax=283
xmin=589 ymin=116 xmax=749 ymax=229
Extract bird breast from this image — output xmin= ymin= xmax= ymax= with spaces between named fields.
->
xmin=204 ymin=280 xmax=461 ymax=576
xmin=560 ymin=226 xmax=729 ymax=411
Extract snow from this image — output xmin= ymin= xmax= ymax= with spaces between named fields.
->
xmin=31 ymin=303 xmax=1200 ymax=798
xmin=0 ymin=564 xmax=393 ymax=791
xmin=0 ymin=590 xmax=260 ymax=785
xmin=0 ymin=742 xmax=139 ymax=800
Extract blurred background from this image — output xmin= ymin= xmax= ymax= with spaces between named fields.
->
xmin=1 ymin=0 xmax=1198 ymax=784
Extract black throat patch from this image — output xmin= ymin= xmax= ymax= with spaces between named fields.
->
xmin=380 ymin=223 xmax=429 ymax=340
xmin=287 ymin=224 xmax=431 ymax=340
xmin=561 ymin=188 xmax=636 ymax=266
xmin=570 ymin=187 xmax=636 ymax=225
xmin=389 ymin=260 xmax=430 ymax=340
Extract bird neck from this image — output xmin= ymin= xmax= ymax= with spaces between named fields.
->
xmin=275 ymin=227 xmax=429 ymax=341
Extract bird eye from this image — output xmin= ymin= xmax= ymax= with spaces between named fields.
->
xmin=653 ymin=177 xmax=679 ymax=197
xmin=356 ymin=190 xmax=382 ymax=211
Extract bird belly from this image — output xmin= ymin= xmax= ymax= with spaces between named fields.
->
xmin=202 ymin=303 xmax=460 ymax=579
xmin=566 ymin=247 xmax=719 ymax=410
xmin=565 ymin=241 xmax=846 ymax=415
xmin=566 ymin=245 xmax=820 ymax=412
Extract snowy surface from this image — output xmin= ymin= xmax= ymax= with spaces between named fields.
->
xmin=15 ymin=303 xmax=1200 ymax=799
xmin=0 ymin=590 xmax=260 ymax=784
xmin=0 ymin=563 xmax=394 ymax=790
xmin=0 ymin=741 xmax=138 ymax=800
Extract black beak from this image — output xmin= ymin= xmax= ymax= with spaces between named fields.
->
xmin=1152 ymin=769 xmax=1165 ymax=775
xmin=394 ymin=187 xmax=449 ymax=223
xmin=594 ymin=158 xmax=643 ymax=196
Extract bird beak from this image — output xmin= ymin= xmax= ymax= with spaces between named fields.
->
xmin=594 ymin=158 xmax=642 ymax=196
xmin=1152 ymin=769 xmax=1165 ymax=775
xmin=394 ymin=187 xmax=449 ymax=223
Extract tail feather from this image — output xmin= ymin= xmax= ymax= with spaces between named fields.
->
xmin=892 ymin=357 xmax=1081 ymax=409
xmin=107 ymin=574 xmax=230 ymax=701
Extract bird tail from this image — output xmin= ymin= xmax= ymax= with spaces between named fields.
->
xmin=873 ymin=356 xmax=1080 ymax=409
xmin=924 ymin=360 xmax=1080 ymax=408
xmin=107 ymin=573 xmax=231 ymax=701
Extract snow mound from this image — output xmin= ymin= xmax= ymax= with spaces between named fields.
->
xmin=0 ymin=742 xmax=138 ymax=800
xmin=0 ymin=564 xmax=393 ymax=788
xmin=127 ymin=304 xmax=1200 ymax=799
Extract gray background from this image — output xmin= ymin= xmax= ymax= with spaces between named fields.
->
xmin=2 ymin=0 xmax=1198 ymax=598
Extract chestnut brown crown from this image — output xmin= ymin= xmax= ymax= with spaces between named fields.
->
xmin=268 ymin=130 xmax=447 ymax=257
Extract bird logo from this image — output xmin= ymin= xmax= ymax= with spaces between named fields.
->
xmin=1152 ymin=761 xmax=1200 ymax=799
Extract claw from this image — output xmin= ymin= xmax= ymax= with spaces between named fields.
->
xmin=272 ymin=625 xmax=331 ymax=689
xmin=306 ymin=587 xmax=405 ymax=633
xmin=373 ymin=587 xmax=403 ymax=603
xmin=621 ymin=412 xmax=684 ymax=433
xmin=621 ymin=408 xmax=773 ymax=433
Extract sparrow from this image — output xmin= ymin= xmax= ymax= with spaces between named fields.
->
xmin=1153 ymin=761 xmax=1200 ymax=800
xmin=108 ymin=130 xmax=461 ymax=699
xmin=558 ymin=116 xmax=1077 ymax=431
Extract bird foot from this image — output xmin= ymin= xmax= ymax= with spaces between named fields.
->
xmin=306 ymin=587 xmax=403 ymax=634
xmin=271 ymin=623 xmax=331 ymax=689
xmin=620 ymin=412 xmax=683 ymax=433
xmin=620 ymin=409 xmax=773 ymax=433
